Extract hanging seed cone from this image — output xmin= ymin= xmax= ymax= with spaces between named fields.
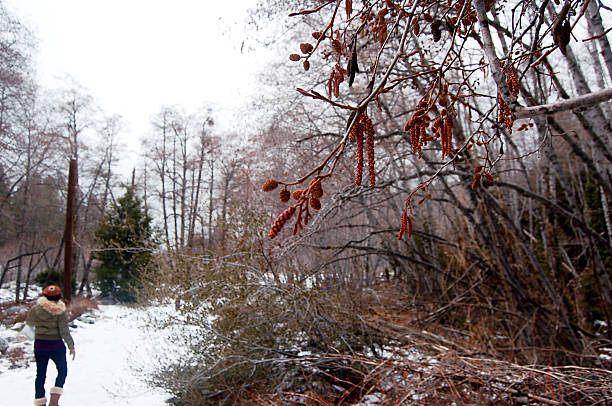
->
xmin=262 ymin=179 xmax=279 ymax=192
xmin=310 ymin=197 xmax=321 ymax=210
xmin=279 ymin=188 xmax=291 ymax=202
xmin=310 ymin=179 xmax=323 ymax=199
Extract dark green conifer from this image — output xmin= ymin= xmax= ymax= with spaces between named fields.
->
xmin=94 ymin=186 xmax=155 ymax=302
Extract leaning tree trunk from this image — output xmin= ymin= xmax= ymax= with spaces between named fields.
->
xmin=585 ymin=0 xmax=612 ymax=83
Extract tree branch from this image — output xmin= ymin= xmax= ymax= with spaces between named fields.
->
xmin=514 ymin=87 xmax=612 ymax=118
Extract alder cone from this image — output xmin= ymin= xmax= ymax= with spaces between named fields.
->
xmin=289 ymin=54 xmax=301 ymax=61
xmin=412 ymin=19 xmax=420 ymax=36
xmin=310 ymin=179 xmax=323 ymax=198
xmin=431 ymin=20 xmax=442 ymax=42
xmin=262 ymin=179 xmax=279 ymax=192
xmin=331 ymin=39 xmax=343 ymax=55
xmin=310 ymin=197 xmax=321 ymax=211
xmin=385 ymin=0 xmax=396 ymax=10
xmin=557 ymin=20 xmax=571 ymax=55
xmin=300 ymin=42 xmax=314 ymax=54
xmin=312 ymin=31 xmax=324 ymax=40
xmin=279 ymin=188 xmax=291 ymax=202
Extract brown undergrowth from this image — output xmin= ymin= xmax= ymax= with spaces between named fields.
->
xmin=155 ymin=276 xmax=610 ymax=405
xmin=242 ymin=351 xmax=612 ymax=405
xmin=67 ymin=296 xmax=99 ymax=322
xmin=229 ymin=284 xmax=612 ymax=405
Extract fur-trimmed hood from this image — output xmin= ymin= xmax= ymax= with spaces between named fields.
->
xmin=38 ymin=296 xmax=66 ymax=315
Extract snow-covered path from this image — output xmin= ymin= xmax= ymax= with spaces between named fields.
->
xmin=1 ymin=305 xmax=171 ymax=405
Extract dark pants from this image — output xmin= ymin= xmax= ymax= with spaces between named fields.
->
xmin=34 ymin=346 xmax=67 ymax=398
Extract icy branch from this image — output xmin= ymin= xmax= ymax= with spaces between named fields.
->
xmin=514 ymin=88 xmax=612 ymax=119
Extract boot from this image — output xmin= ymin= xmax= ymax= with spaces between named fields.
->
xmin=49 ymin=387 xmax=63 ymax=406
xmin=33 ymin=398 xmax=46 ymax=406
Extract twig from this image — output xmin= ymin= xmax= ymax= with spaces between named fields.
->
xmin=289 ymin=0 xmax=335 ymax=17
xmin=583 ymin=26 xmax=612 ymax=41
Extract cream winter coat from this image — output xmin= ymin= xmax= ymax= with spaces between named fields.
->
xmin=25 ymin=297 xmax=75 ymax=350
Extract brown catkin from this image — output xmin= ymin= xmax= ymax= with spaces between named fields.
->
xmin=497 ymin=93 xmax=514 ymax=133
xmin=355 ymin=129 xmax=364 ymax=186
xmin=363 ymin=114 xmax=376 ymax=188
xmin=262 ymin=179 xmax=279 ymax=192
xmin=367 ymin=132 xmax=375 ymax=187
xmin=442 ymin=115 xmax=453 ymax=157
xmin=408 ymin=110 xmax=429 ymax=157
xmin=398 ymin=209 xmax=412 ymax=239
xmin=269 ymin=205 xmax=297 ymax=239
xmin=410 ymin=124 xmax=420 ymax=155
xmin=279 ymin=188 xmax=291 ymax=202
xmin=349 ymin=111 xmax=364 ymax=142
xmin=504 ymin=64 xmax=520 ymax=97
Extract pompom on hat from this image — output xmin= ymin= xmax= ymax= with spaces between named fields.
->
xmin=42 ymin=285 xmax=62 ymax=297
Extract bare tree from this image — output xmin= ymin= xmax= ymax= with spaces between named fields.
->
xmin=254 ymin=0 xmax=612 ymax=361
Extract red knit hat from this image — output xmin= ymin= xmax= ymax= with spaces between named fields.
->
xmin=43 ymin=285 xmax=62 ymax=297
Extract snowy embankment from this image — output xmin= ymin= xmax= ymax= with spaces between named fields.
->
xmin=1 ymin=289 xmax=172 ymax=405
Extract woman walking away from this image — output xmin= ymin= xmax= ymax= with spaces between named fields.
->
xmin=26 ymin=285 xmax=76 ymax=406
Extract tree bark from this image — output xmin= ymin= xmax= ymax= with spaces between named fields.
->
xmin=63 ymin=159 xmax=77 ymax=304
xmin=586 ymin=0 xmax=612 ymax=82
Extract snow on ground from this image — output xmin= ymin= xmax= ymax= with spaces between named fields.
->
xmin=1 ymin=304 xmax=173 ymax=405
xmin=0 ymin=282 xmax=42 ymax=303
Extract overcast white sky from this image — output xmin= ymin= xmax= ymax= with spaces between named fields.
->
xmin=3 ymin=0 xmax=271 ymax=158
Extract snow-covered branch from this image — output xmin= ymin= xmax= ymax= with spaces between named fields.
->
xmin=514 ymin=87 xmax=612 ymax=119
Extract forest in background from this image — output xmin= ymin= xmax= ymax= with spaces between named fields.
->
xmin=1 ymin=0 xmax=611 ymax=404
